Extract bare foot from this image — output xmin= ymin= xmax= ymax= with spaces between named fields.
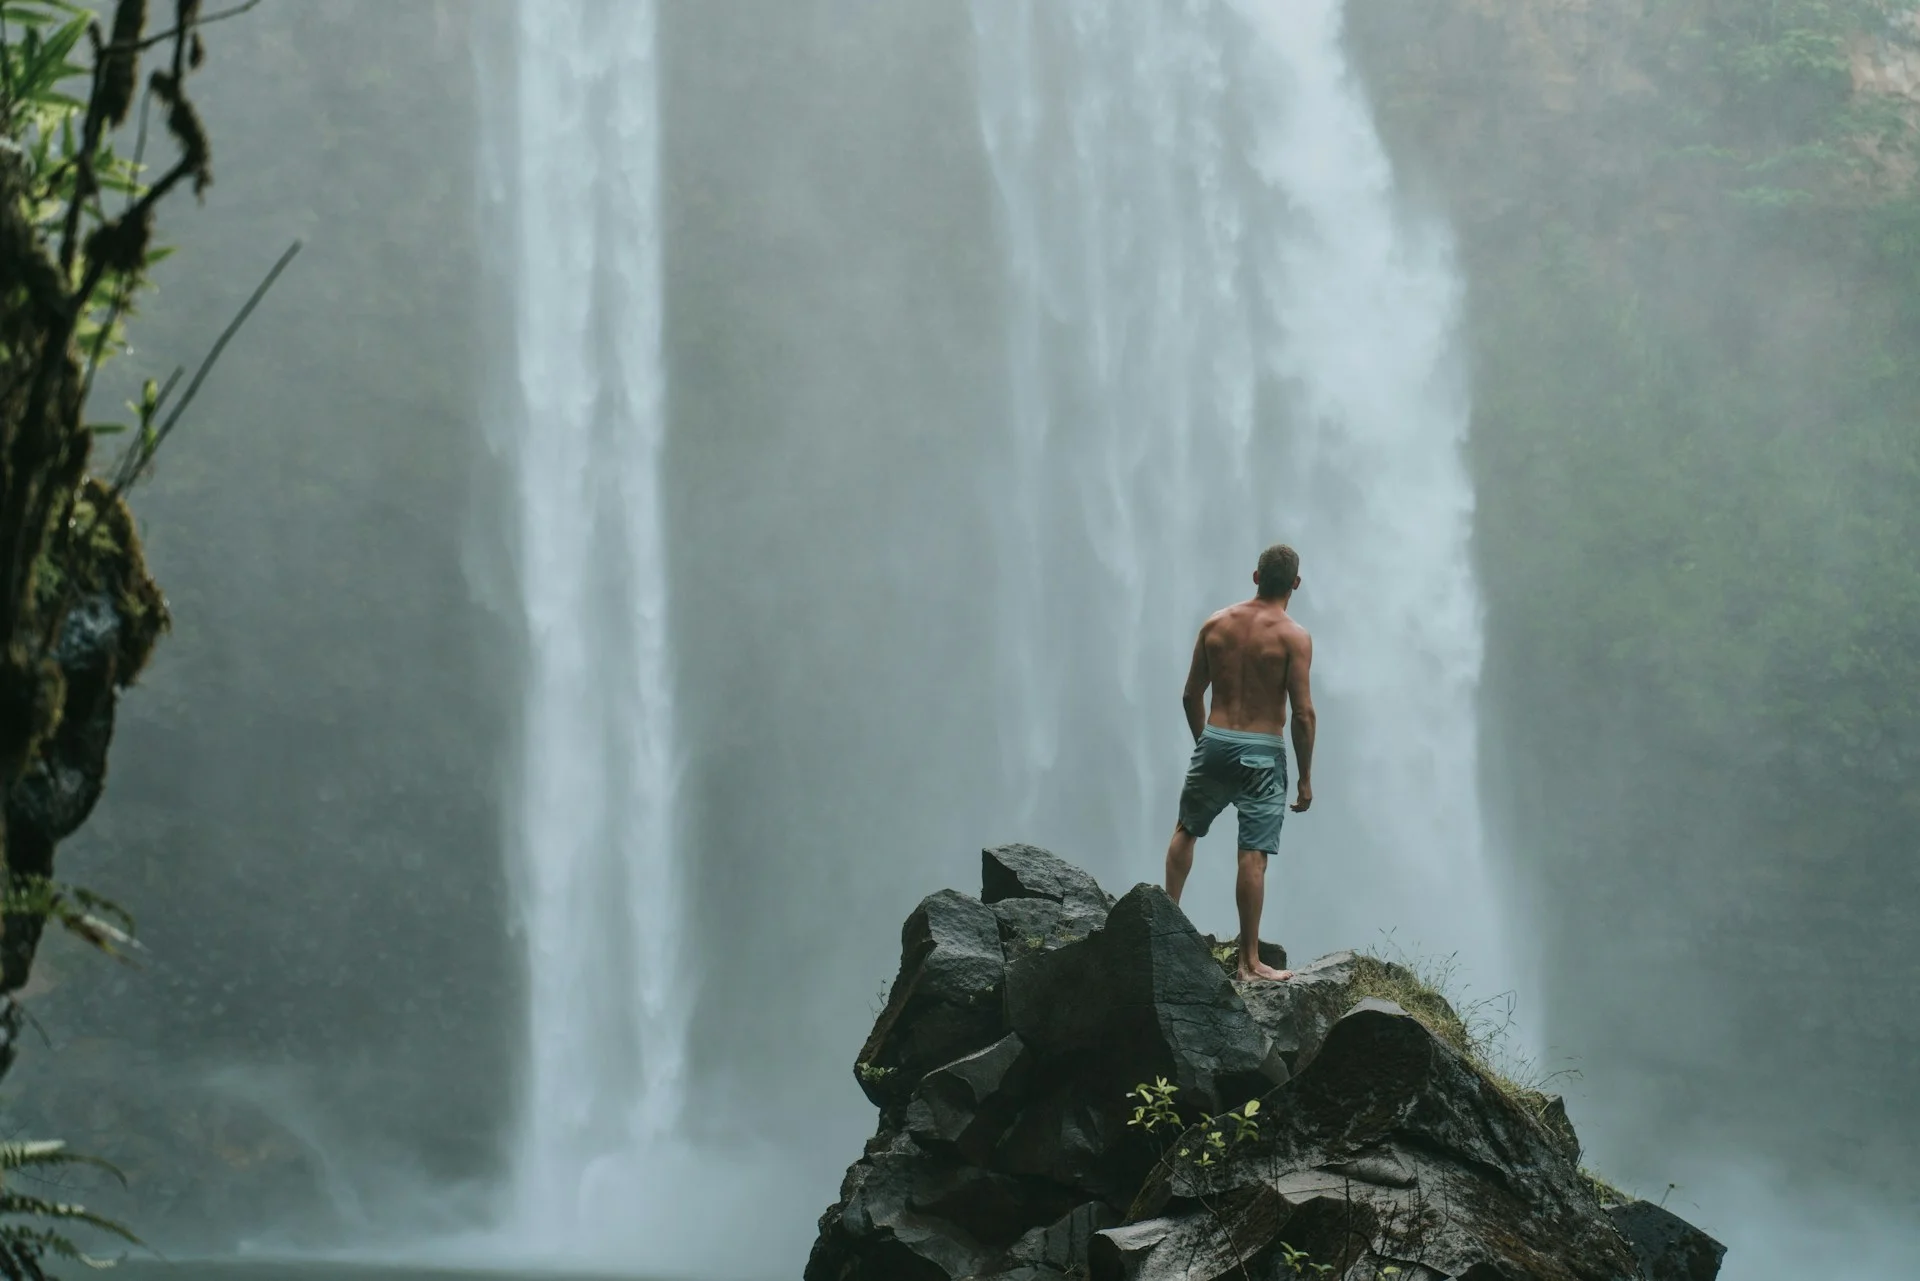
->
xmin=1237 ymin=961 xmax=1293 ymax=983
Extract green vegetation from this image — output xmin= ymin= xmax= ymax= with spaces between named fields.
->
xmin=1126 ymin=1078 xmax=1408 ymax=1279
xmin=0 ymin=0 xmax=257 ymax=1272
xmin=0 ymin=1142 xmax=140 ymax=1276
xmin=1349 ymin=951 xmax=1576 ymax=1130
xmin=1351 ymin=0 xmax=1920 ymax=1180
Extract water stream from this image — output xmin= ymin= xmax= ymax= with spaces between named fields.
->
xmin=971 ymin=0 xmax=1510 ymax=985
xmin=498 ymin=0 xmax=685 ymax=1247
xmin=480 ymin=0 xmax=1510 ymax=1271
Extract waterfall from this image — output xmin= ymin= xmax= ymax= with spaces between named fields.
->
xmin=497 ymin=0 xmax=685 ymax=1245
xmin=972 ymin=0 xmax=1511 ymax=990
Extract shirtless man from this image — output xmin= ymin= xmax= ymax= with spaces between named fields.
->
xmin=1164 ymin=543 xmax=1316 ymax=983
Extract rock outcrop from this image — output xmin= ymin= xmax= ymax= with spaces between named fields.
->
xmin=807 ymin=847 xmax=1724 ymax=1281
xmin=0 ymin=479 xmax=166 ymax=1074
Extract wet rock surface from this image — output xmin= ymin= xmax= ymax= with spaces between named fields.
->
xmin=1607 ymin=1200 xmax=1728 ymax=1281
xmin=807 ymin=848 xmax=1725 ymax=1281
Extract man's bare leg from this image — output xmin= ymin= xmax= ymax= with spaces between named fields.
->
xmin=1165 ymin=826 xmax=1197 ymax=904
xmin=1235 ymin=848 xmax=1292 ymax=982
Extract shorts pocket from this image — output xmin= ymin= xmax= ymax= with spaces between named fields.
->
xmin=1237 ymin=753 xmax=1280 ymax=800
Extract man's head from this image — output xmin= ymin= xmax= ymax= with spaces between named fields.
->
xmin=1255 ymin=543 xmax=1300 ymax=600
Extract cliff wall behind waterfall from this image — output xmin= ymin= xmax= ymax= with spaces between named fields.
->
xmin=1348 ymin=0 xmax=1920 ymax=1195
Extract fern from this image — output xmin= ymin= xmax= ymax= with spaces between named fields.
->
xmin=0 ymin=1141 xmax=142 ymax=1276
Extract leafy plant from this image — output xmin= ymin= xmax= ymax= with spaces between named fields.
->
xmin=1125 ymin=1078 xmax=1270 ymax=1277
xmin=1 ymin=2 xmax=274 ymax=1274
xmin=0 ymin=1141 xmax=141 ymax=1277
xmin=1 ymin=877 xmax=140 ymax=963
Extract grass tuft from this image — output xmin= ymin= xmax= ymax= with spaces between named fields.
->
xmin=1351 ymin=943 xmax=1585 ymax=1145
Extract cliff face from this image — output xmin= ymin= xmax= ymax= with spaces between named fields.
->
xmin=1345 ymin=0 xmax=1920 ymax=1189
xmin=806 ymin=846 xmax=1724 ymax=1281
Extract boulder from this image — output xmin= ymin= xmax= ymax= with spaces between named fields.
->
xmin=984 ymin=844 xmax=1113 ymax=962
xmin=905 ymin=1033 xmax=1034 ymax=1165
xmin=857 ymin=890 xmax=1008 ymax=1107
xmin=1233 ymin=950 xmax=1414 ymax=1075
xmin=1167 ymin=999 xmax=1645 ymax=1281
xmin=809 ymin=851 xmax=1725 ymax=1281
xmin=1004 ymin=883 xmax=1286 ymax=1115
xmin=1608 ymin=1200 xmax=1727 ymax=1281
xmin=991 ymin=896 xmax=1099 ymax=961
xmin=1006 ymin=1200 xmax=1120 ymax=1275
xmin=1091 ymin=1178 xmax=1371 ymax=1281
xmin=808 ymin=1135 xmax=998 ymax=1281
xmin=990 ymin=1083 xmax=1129 ymax=1201
xmin=982 ymin=843 xmax=1114 ymax=915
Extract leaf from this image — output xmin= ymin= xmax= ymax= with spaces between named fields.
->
xmin=0 ymin=1141 xmax=126 ymax=1186
xmin=0 ymin=1223 xmax=124 ymax=1270
xmin=0 ymin=1194 xmax=143 ymax=1244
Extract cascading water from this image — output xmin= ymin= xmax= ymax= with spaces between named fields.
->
xmin=972 ymin=0 xmax=1513 ymax=992
xmin=497 ymin=0 xmax=686 ymax=1248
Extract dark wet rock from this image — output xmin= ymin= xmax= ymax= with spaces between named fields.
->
xmin=1609 ymin=1199 xmax=1727 ymax=1281
xmin=1005 ymin=883 xmax=1285 ymax=1115
xmin=808 ymin=1133 xmax=997 ymax=1281
xmin=985 ymin=844 xmax=1112 ymax=963
xmin=991 ymin=896 xmax=1099 ymax=961
xmin=809 ymin=852 xmax=1723 ymax=1281
xmin=1539 ymin=1092 xmax=1581 ymax=1164
xmin=1008 ymin=1201 xmax=1120 ymax=1274
xmin=1233 ymin=949 xmax=1369 ymax=1072
xmin=982 ymin=843 xmax=1113 ymax=915
xmin=906 ymin=1033 xmax=1034 ymax=1165
xmin=991 ymin=1082 xmax=1130 ymax=1201
xmin=857 ymin=889 xmax=1008 ymax=1108
xmin=1154 ymin=999 xmax=1644 ymax=1281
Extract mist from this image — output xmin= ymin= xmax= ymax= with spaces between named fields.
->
xmin=5 ymin=2 xmax=1916 ymax=1279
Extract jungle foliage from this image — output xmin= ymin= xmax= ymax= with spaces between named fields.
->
xmin=1355 ymin=0 xmax=1920 ymax=1183
xmin=0 ymin=0 xmax=254 ymax=1271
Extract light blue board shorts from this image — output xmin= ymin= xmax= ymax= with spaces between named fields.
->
xmin=1176 ymin=725 xmax=1288 ymax=856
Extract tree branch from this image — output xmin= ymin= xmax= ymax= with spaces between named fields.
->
xmin=126 ymin=0 xmax=264 ymax=54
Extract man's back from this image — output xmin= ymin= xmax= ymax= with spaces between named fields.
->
xmin=1197 ymin=599 xmax=1308 ymax=737
xmin=1165 ymin=544 xmax=1317 ymax=983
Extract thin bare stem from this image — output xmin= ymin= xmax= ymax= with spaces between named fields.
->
xmin=140 ymin=238 xmax=301 ymax=471
xmin=126 ymin=0 xmax=264 ymax=53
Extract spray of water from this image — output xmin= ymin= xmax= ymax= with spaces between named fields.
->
xmin=469 ymin=0 xmax=1510 ymax=1270
xmin=499 ymin=0 xmax=686 ymax=1247
xmin=972 ymin=0 xmax=1513 ymax=993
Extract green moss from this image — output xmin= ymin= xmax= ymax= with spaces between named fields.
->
xmin=1348 ymin=954 xmax=1475 ymax=1058
xmin=1581 ymin=1168 xmax=1634 ymax=1208
xmin=32 ymin=478 xmax=170 ymax=685
xmin=1350 ymin=952 xmax=1579 ymax=1138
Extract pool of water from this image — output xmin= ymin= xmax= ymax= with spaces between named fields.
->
xmin=111 ymin=1266 xmax=675 ymax=1281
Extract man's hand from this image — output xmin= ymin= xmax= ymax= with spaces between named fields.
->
xmin=1291 ymin=779 xmax=1313 ymax=813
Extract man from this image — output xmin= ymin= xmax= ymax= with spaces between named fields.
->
xmin=1164 ymin=543 xmax=1316 ymax=983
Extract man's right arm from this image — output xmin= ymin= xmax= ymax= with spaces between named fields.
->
xmin=1182 ymin=625 xmax=1211 ymax=742
xmin=1287 ymin=631 xmax=1316 ymax=812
